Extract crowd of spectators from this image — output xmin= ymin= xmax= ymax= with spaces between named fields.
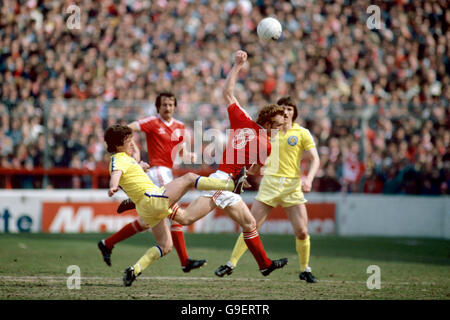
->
xmin=0 ymin=0 xmax=448 ymax=195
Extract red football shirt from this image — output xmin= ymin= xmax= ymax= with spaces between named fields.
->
xmin=137 ymin=115 xmax=185 ymax=168
xmin=218 ymin=103 xmax=271 ymax=177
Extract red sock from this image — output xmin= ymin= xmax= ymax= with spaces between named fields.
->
xmin=104 ymin=219 xmax=144 ymax=249
xmin=171 ymin=222 xmax=189 ymax=266
xmin=169 ymin=203 xmax=180 ymax=220
xmin=243 ymin=229 xmax=272 ymax=270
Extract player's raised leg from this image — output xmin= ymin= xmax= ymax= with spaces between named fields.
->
xmin=118 ymin=167 xmax=246 ymax=214
xmin=285 ymin=204 xmax=317 ymax=283
xmin=164 ymin=171 xmax=243 ymax=207
xmin=169 ymin=196 xmax=217 ymax=226
xmin=118 ymin=176 xmax=234 ymax=214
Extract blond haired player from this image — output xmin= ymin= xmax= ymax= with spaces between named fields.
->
xmin=215 ymin=96 xmax=321 ymax=283
xmin=163 ymin=50 xmax=289 ymax=277
xmin=103 ymin=124 xmax=245 ymax=286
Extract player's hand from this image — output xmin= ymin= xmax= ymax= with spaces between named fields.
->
xmin=234 ymin=50 xmax=247 ymax=66
xmin=243 ymin=179 xmax=252 ymax=189
xmin=301 ymin=178 xmax=312 ymax=193
xmin=108 ymin=187 xmax=119 ymax=197
xmin=139 ymin=161 xmax=150 ymax=171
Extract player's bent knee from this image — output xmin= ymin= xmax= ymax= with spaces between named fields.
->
xmin=137 ymin=217 xmax=150 ymax=230
xmin=247 ymin=215 xmax=257 ymax=229
xmin=182 ymin=215 xmax=197 ymax=226
xmin=159 ymin=243 xmax=173 ymax=256
xmin=241 ymin=218 xmax=257 ymax=232
xmin=172 ymin=210 xmax=193 ymax=226
xmin=174 ymin=217 xmax=188 ymax=226
xmin=184 ymin=217 xmax=195 ymax=226
xmin=182 ymin=172 xmax=198 ymax=184
xmin=296 ymin=229 xmax=309 ymax=240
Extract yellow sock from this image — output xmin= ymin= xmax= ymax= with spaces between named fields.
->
xmin=195 ymin=176 xmax=234 ymax=191
xmin=229 ymin=233 xmax=248 ymax=267
xmin=133 ymin=246 xmax=163 ymax=276
xmin=296 ymin=235 xmax=310 ymax=272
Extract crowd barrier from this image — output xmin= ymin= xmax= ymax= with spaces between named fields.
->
xmin=0 ymin=168 xmax=215 ymax=189
xmin=0 ymin=190 xmax=448 ymax=239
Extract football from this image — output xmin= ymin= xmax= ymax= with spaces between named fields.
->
xmin=257 ymin=17 xmax=282 ymax=41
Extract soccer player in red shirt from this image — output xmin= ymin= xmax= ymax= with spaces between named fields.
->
xmin=98 ymin=92 xmax=206 ymax=273
xmin=167 ymin=50 xmax=289 ymax=276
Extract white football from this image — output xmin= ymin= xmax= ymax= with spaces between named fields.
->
xmin=257 ymin=17 xmax=282 ymax=41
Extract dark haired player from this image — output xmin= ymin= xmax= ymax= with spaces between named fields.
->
xmin=103 ymin=124 xmax=244 ymax=286
xmin=98 ymin=92 xmax=205 ymax=273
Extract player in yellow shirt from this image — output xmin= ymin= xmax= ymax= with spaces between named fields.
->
xmin=103 ymin=124 xmax=245 ymax=286
xmin=214 ymin=96 xmax=321 ymax=283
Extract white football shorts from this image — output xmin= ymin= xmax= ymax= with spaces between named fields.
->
xmin=147 ymin=166 xmax=174 ymax=187
xmin=200 ymin=170 xmax=242 ymax=209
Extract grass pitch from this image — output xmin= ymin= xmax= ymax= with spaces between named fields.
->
xmin=0 ymin=233 xmax=449 ymax=300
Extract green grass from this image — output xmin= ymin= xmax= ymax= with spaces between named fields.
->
xmin=0 ymin=233 xmax=449 ymax=300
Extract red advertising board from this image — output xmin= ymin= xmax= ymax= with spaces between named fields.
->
xmin=42 ymin=202 xmax=138 ymax=233
xmin=42 ymin=201 xmax=335 ymax=234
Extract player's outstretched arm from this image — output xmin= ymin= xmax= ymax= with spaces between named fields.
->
xmin=127 ymin=121 xmax=140 ymax=132
xmin=108 ymin=170 xmax=122 ymax=197
xmin=222 ymin=50 xmax=248 ymax=106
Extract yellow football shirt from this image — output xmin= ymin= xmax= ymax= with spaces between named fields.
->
xmin=109 ymin=152 xmax=158 ymax=204
xmin=264 ymin=123 xmax=316 ymax=178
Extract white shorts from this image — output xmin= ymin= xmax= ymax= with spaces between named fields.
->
xmin=147 ymin=166 xmax=174 ymax=187
xmin=200 ymin=170 xmax=242 ymax=209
